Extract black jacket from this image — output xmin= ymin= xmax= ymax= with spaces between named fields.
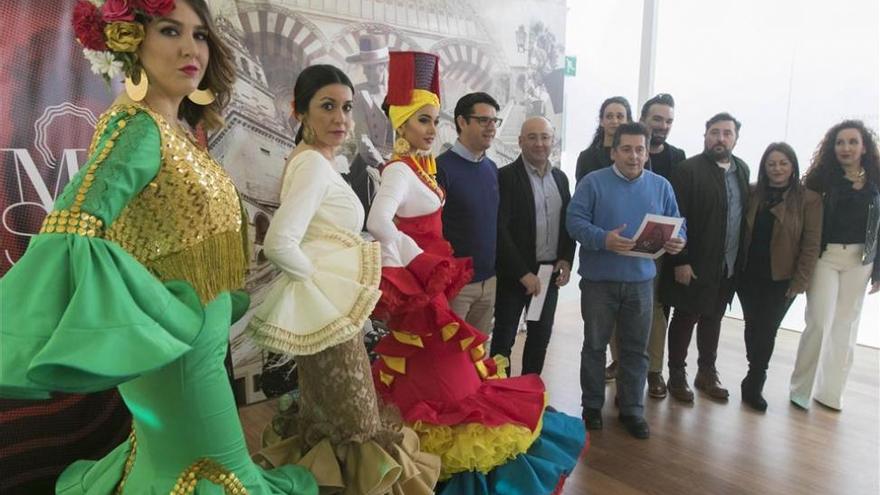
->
xmin=815 ymin=180 xmax=880 ymax=283
xmin=574 ymin=145 xmax=611 ymax=184
xmin=647 ymin=143 xmax=687 ymax=180
xmin=496 ymin=156 xmax=575 ymax=288
xmin=660 ymin=152 xmax=751 ymax=314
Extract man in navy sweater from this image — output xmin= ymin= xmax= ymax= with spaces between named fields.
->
xmin=436 ymin=92 xmax=502 ymax=334
xmin=566 ymin=122 xmax=686 ymax=439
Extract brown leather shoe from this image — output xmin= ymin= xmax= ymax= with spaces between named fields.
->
xmin=694 ymin=368 xmax=729 ymax=400
xmin=648 ymin=372 xmax=667 ymax=398
xmin=667 ymin=368 xmax=694 ymax=402
xmin=605 ymin=361 xmax=618 ymax=382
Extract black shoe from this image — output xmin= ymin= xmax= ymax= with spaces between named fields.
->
xmin=648 ymin=371 xmax=668 ymax=399
xmin=619 ymin=414 xmax=650 ymax=439
xmin=582 ymin=408 xmax=603 ymax=430
xmin=667 ymin=367 xmax=694 ymax=402
xmin=741 ymin=372 xmax=768 ymax=412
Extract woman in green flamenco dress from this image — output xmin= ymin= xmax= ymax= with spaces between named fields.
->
xmin=0 ymin=1 xmax=317 ymax=493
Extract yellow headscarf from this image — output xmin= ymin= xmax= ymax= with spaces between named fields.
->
xmin=388 ymin=89 xmax=440 ymax=129
xmin=389 ymin=89 xmax=441 ymax=175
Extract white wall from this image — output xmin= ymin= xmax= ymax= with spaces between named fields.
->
xmin=562 ymin=0 xmax=880 ymax=347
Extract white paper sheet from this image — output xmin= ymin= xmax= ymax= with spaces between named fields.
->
xmin=526 ymin=264 xmax=555 ymax=321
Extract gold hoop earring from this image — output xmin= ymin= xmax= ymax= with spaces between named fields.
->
xmin=393 ymin=135 xmax=411 ymax=155
xmin=187 ymin=87 xmax=215 ymax=105
xmin=124 ymin=68 xmax=149 ymax=102
xmin=301 ymin=123 xmax=317 ymax=145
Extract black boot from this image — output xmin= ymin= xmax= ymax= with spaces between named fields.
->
xmin=741 ymin=370 xmax=768 ymax=412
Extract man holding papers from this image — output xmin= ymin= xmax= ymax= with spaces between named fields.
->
xmin=492 ymin=117 xmax=575 ymax=376
xmin=566 ymin=122 xmax=685 ymax=439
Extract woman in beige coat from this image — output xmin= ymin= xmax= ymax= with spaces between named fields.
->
xmin=737 ymin=142 xmax=822 ymax=411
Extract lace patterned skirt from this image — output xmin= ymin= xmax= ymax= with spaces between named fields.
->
xmin=255 ymin=334 xmax=440 ymax=495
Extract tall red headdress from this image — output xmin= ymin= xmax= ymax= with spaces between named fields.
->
xmin=384 ymin=51 xmax=441 ymax=108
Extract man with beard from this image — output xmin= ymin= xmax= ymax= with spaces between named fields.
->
xmin=437 ymin=92 xmax=502 ymax=334
xmin=639 ymin=93 xmax=687 ymax=399
xmin=660 ymin=113 xmax=750 ymax=403
xmin=641 ymin=93 xmax=686 ymax=180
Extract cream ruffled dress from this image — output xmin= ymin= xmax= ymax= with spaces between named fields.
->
xmin=246 ymin=149 xmax=440 ymax=494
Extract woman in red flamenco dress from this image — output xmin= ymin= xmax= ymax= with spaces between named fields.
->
xmin=366 ymin=51 xmax=586 ymax=495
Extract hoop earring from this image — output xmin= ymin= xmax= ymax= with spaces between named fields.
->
xmin=187 ymin=87 xmax=215 ymax=105
xmin=124 ymin=68 xmax=149 ymax=102
xmin=393 ymin=133 xmax=411 ymax=155
xmin=301 ymin=122 xmax=317 ymax=145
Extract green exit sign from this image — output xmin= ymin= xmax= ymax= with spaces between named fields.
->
xmin=564 ymin=56 xmax=577 ymax=76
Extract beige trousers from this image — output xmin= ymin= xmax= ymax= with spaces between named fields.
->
xmin=450 ymin=276 xmax=497 ymax=335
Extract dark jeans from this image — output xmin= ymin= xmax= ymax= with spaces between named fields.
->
xmin=738 ymin=275 xmax=793 ymax=373
xmin=491 ymin=270 xmax=559 ymax=375
xmin=579 ymin=279 xmax=653 ymax=416
xmin=667 ymin=275 xmax=736 ymax=370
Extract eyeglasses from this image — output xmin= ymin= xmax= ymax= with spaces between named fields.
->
xmin=465 ymin=115 xmax=503 ymax=127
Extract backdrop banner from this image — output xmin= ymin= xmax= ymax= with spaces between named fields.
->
xmin=0 ymin=1 xmax=566 ymax=490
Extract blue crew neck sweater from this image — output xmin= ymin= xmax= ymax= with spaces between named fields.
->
xmin=566 ymin=166 xmax=685 ymax=282
xmin=436 ymin=147 xmax=499 ymax=282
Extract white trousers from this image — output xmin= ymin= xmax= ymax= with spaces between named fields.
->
xmin=790 ymin=244 xmax=873 ymax=409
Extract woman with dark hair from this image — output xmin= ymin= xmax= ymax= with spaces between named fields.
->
xmin=367 ymin=51 xmax=584 ymax=495
xmin=574 ymin=96 xmax=633 ymax=183
xmin=246 ymin=64 xmax=440 ymax=494
xmin=737 ymin=143 xmax=822 ymax=411
xmin=790 ymin=120 xmax=880 ymax=411
xmin=0 ymin=0 xmax=318 ymax=492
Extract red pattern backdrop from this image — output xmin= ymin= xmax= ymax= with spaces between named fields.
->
xmin=0 ymin=2 xmax=131 ymax=493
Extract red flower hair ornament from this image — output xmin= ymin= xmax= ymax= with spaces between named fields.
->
xmin=72 ymin=0 xmax=177 ymax=82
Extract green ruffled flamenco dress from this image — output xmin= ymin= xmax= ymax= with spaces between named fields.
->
xmin=0 ymin=103 xmax=318 ymax=494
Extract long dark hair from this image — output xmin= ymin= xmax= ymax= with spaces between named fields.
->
xmin=756 ymin=142 xmax=802 ymax=206
xmin=589 ymin=96 xmax=632 ymax=149
xmin=804 ymin=120 xmax=880 ymax=193
xmin=291 ymin=64 xmax=354 ymax=144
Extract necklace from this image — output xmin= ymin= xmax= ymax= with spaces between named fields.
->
xmin=398 ymin=155 xmax=444 ymax=201
xmin=843 ymin=167 xmax=866 ymax=183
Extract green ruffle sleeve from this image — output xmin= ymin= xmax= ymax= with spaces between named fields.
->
xmin=0 ymin=107 xmax=206 ymax=399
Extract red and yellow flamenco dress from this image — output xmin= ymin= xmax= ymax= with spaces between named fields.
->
xmin=366 ymin=155 xmax=586 ymax=494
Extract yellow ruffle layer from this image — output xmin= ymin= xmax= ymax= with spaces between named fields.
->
xmin=411 ymin=399 xmax=547 ymax=480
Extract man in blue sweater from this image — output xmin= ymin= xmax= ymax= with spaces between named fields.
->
xmin=566 ymin=122 xmax=686 ymax=439
xmin=436 ymin=92 xmax=502 ymax=334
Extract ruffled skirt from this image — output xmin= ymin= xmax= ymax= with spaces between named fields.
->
xmin=254 ymin=334 xmax=440 ymax=495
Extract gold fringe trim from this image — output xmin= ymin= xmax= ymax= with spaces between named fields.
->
xmin=145 ymin=230 xmax=246 ymax=303
xmin=314 ymin=228 xmax=382 ymax=290
xmin=247 ymin=238 xmax=382 ymax=356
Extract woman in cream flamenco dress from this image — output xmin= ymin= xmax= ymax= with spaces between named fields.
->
xmin=245 ymin=64 xmax=440 ymax=495
xmin=0 ymin=1 xmax=318 ymax=493
xmin=366 ymin=52 xmax=586 ymax=495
